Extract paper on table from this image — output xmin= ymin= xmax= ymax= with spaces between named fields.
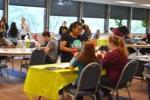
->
xmin=57 ymin=63 xmax=71 ymax=68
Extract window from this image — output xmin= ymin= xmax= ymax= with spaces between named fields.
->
xmin=50 ymin=0 xmax=79 ymax=34
xmin=109 ymin=5 xmax=128 ymax=33
xmin=109 ymin=19 xmax=127 ymax=33
xmin=49 ymin=16 xmax=77 ymax=34
xmin=0 ymin=10 xmax=3 ymax=18
xmin=0 ymin=0 xmax=4 ymax=18
xmin=83 ymin=17 xmax=104 ymax=33
xmin=8 ymin=6 xmax=45 ymax=33
xmin=8 ymin=0 xmax=45 ymax=33
xmin=83 ymin=3 xmax=105 ymax=33
xmin=131 ymin=8 xmax=148 ymax=34
xmin=131 ymin=20 xmax=146 ymax=34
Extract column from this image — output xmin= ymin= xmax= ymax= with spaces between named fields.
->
xmin=44 ymin=0 xmax=51 ymax=31
xmin=146 ymin=9 xmax=150 ymax=34
xmin=104 ymin=5 xmax=110 ymax=33
xmin=127 ymin=7 xmax=133 ymax=33
xmin=78 ymin=2 xmax=84 ymax=22
xmin=4 ymin=0 xmax=9 ymax=23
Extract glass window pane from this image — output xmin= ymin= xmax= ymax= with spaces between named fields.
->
xmin=51 ymin=0 xmax=79 ymax=16
xmin=110 ymin=5 xmax=129 ymax=19
xmin=83 ymin=18 xmax=104 ymax=33
xmin=49 ymin=16 xmax=77 ymax=34
xmin=9 ymin=0 xmax=45 ymax=7
xmin=109 ymin=19 xmax=127 ymax=33
xmin=133 ymin=8 xmax=148 ymax=20
xmin=83 ymin=3 xmax=105 ymax=18
xmin=0 ymin=10 xmax=3 ymax=18
xmin=8 ymin=5 xmax=45 ymax=33
xmin=131 ymin=20 xmax=146 ymax=34
xmin=0 ymin=0 xmax=4 ymax=10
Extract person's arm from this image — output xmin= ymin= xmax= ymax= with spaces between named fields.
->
xmin=101 ymin=52 xmax=113 ymax=69
xmin=5 ymin=39 xmax=15 ymax=48
xmin=60 ymin=41 xmax=72 ymax=53
xmin=70 ymin=57 xmax=79 ymax=69
xmin=44 ymin=40 xmax=55 ymax=54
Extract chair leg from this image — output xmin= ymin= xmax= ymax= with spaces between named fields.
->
xmin=116 ymin=90 xmax=119 ymax=100
xmin=5 ymin=67 xmax=9 ymax=79
xmin=39 ymin=96 xmax=41 ymax=100
xmin=20 ymin=60 xmax=23 ymax=72
xmin=0 ymin=69 xmax=3 ymax=76
xmin=126 ymin=87 xmax=131 ymax=100
xmin=92 ymin=95 xmax=97 ymax=100
xmin=141 ymin=78 xmax=144 ymax=90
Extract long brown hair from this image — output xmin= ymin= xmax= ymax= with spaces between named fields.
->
xmin=78 ymin=42 xmax=98 ymax=65
xmin=109 ymin=35 xmax=128 ymax=57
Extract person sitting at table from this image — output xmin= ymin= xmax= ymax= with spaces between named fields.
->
xmin=41 ymin=31 xmax=58 ymax=64
xmin=69 ymin=42 xmax=101 ymax=100
xmin=97 ymin=35 xmax=128 ymax=99
xmin=7 ymin=22 xmax=20 ymax=46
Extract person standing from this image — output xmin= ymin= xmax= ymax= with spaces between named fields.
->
xmin=20 ymin=17 xmax=30 ymax=40
xmin=59 ymin=21 xmax=68 ymax=36
xmin=60 ymin=21 xmax=83 ymax=62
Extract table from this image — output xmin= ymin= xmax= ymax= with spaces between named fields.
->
xmin=127 ymin=44 xmax=150 ymax=48
xmin=0 ymin=48 xmax=33 ymax=56
xmin=24 ymin=63 xmax=78 ymax=100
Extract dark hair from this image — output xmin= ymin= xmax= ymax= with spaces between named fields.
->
xmin=118 ymin=26 xmax=129 ymax=36
xmin=110 ymin=27 xmax=114 ymax=31
xmin=81 ymin=19 xmax=84 ymax=24
xmin=8 ymin=22 xmax=19 ymax=38
xmin=78 ymin=42 xmax=98 ymax=65
xmin=42 ymin=31 xmax=50 ymax=37
xmin=68 ymin=21 xmax=82 ymax=33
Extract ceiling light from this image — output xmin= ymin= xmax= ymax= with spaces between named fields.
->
xmin=140 ymin=4 xmax=150 ymax=7
xmin=115 ymin=1 xmax=136 ymax=4
xmin=58 ymin=0 xmax=64 ymax=6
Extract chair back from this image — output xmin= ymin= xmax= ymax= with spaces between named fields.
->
xmin=115 ymin=60 xmax=138 ymax=89
xmin=76 ymin=62 xmax=102 ymax=96
xmin=30 ymin=49 xmax=46 ymax=65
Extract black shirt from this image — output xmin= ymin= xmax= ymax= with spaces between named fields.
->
xmin=60 ymin=33 xmax=82 ymax=62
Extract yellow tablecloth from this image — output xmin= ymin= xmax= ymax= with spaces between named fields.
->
xmin=24 ymin=63 xmax=78 ymax=100
xmin=24 ymin=63 xmax=106 ymax=100
xmin=96 ymin=39 xmax=108 ymax=46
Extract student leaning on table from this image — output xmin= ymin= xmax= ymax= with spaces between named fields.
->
xmin=96 ymin=35 xmax=128 ymax=99
xmin=69 ymin=42 xmax=101 ymax=100
xmin=40 ymin=31 xmax=58 ymax=64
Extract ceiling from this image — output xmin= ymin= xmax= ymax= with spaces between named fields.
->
xmin=73 ymin=0 xmax=150 ymax=9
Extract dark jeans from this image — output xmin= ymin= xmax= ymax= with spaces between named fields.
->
xmin=101 ymin=76 xmax=114 ymax=96
xmin=44 ymin=55 xmax=56 ymax=64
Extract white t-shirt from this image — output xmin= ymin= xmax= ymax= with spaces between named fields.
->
xmin=20 ymin=22 xmax=29 ymax=35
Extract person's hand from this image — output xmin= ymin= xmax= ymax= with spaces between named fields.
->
xmin=96 ymin=53 xmax=102 ymax=59
xmin=95 ymin=51 xmax=102 ymax=59
xmin=71 ymin=48 xmax=78 ymax=55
